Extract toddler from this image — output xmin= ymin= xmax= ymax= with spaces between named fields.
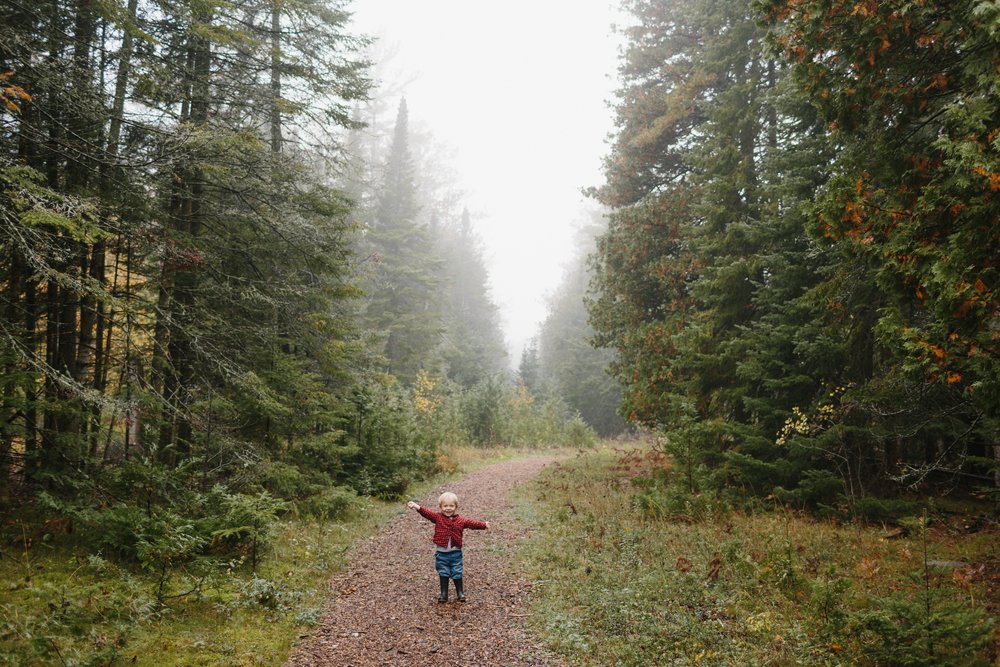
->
xmin=407 ymin=492 xmax=489 ymax=602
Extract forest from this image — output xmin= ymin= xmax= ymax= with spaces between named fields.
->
xmin=1 ymin=0 xmax=998 ymax=664
xmin=589 ymin=0 xmax=999 ymax=511
xmin=0 ymin=0 xmax=601 ymax=529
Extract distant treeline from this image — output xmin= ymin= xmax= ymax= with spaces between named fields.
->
xmin=588 ymin=0 xmax=999 ymax=509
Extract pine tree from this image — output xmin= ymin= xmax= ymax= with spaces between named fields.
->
xmin=537 ymin=214 xmax=625 ymax=436
xmin=360 ymin=98 xmax=443 ymax=385
xmin=439 ymin=208 xmax=507 ymax=387
xmin=518 ymin=340 xmax=542 ymax=396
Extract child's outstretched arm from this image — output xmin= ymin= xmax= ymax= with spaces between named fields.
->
xmin=408 ymin=501 xmax=440 ymax=522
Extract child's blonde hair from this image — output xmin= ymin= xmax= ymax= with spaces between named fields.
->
xmin=438 ymin=492 xmax=459 ymax=508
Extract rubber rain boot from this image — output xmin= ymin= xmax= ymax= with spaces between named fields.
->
xmin=438 ymin=576 xmax=449 ymax=603
xmin=454 ymin=577 xmax=465 ymax=602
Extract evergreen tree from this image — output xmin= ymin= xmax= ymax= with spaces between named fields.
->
xmin=518 ymin=340 xmax=542 ymax=396
xmin=759 ymin=0 xmax=1000 ymax=487
xmin=439 ymin=208 xmax=507 ymax=387
xmin=360 ymin=98 xmax=443 ymax=385
xmin=590 ymin=0 xmax=775 ymax=438
xmin=537 ymin=213 xmax=626 ymax=436
xmin=590 ymin=0 xmax=864 ymax=499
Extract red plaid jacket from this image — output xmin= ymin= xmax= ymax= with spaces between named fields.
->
xmin=416 ymin=506 xmax=488 ymax=549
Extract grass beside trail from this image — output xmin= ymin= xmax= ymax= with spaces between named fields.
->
xmin=513 ymin=446 xmax=998 ymax=666
xmin=0 ymin=446 xmax=558 ymax=666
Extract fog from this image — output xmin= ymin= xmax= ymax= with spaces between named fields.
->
xmin=350 ymin=1 xmax=623 ymax=361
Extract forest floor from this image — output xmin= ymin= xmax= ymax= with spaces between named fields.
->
xmin=285 ymin=456 xmax=566 ymax=667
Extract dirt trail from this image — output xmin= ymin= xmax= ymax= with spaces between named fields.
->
xmin=286 ymin=457 xmax=564 ymax=667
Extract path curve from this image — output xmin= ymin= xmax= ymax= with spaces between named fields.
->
xmin=286 ymin=456 xmax=564 ymax=667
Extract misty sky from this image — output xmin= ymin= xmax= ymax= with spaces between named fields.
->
xmin=350 ymin=1 xmax=623 ymax=363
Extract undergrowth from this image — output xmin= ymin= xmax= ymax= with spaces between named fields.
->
xmin=514 ymin=446 xmax=998 ymax=666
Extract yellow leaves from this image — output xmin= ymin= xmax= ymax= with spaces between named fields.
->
xmin=776 ymin=406 xmax=813 ymax=445
xmin=1 ymin=70 xmax=32 ymax=114
xmin=509 ymin=382 xmax=535 ymax=412
xmin=413 ymin=370 xmax=442 ymax=417
xmin=776 ymin=386 xmax=849 ymax=445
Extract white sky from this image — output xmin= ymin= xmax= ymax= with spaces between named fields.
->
xmin=349 ymin=1 xmax=623 ymax=363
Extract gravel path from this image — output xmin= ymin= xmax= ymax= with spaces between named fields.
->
xmin=286 ymin=456 xmax=564 ymax=667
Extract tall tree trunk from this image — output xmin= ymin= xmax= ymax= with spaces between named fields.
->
xmin=56 ymin=264 xmax=80 ymax=449
xmin=39 ymin=0 xmax=66 ymax=471
xmin=22 ymin=279 xmax=40 ymax=482
xmin=42 ymin=278 xmax=60 ymax=466
xmin=1 ymin=254 xmax=25 ymax=479
xmin=151 ymin=40 xmax=195 ymax=461
xmin=69 ymin=0 xmax=101 ymax=451
xmin=156 ymin=8 xmax=212 ymax=463
xmin=86 ymin=0 xmax=139 ymax=460
xmin=123 ymin=240 xmax=140 ymax=459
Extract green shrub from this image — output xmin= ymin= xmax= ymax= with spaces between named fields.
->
xmin=463 ymin=375 xmax=509 ymax=446
xmin=772 ymin=468 xmax=844 ymax=508
xmin=341 ymin=378 xmax=436 ymax=497
xmin=849 ymin=496 xmax=921 ymax=523
xmin=563 ymin=416 xmax=597 ymax=448
xmin=295 ymin=485 xmax=359 ymax=520
xmin=212 ymin=490 xmax=286 ymax=571
xmin=630 ymin=467 xmax=726 ymax=522
xmin=257 ymin=460 xmax=314 ymax=499
xmin=852 ymin=572 xmax=993 ymax=666
xmin=135 ymin=508 xmax=209 ymax=603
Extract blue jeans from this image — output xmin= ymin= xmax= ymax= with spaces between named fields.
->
xmin=435 ymin=549 xmax=463 ymax=579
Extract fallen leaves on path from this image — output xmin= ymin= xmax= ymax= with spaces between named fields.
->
xmin=286 ymin=457 xmax=564 ymax=667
